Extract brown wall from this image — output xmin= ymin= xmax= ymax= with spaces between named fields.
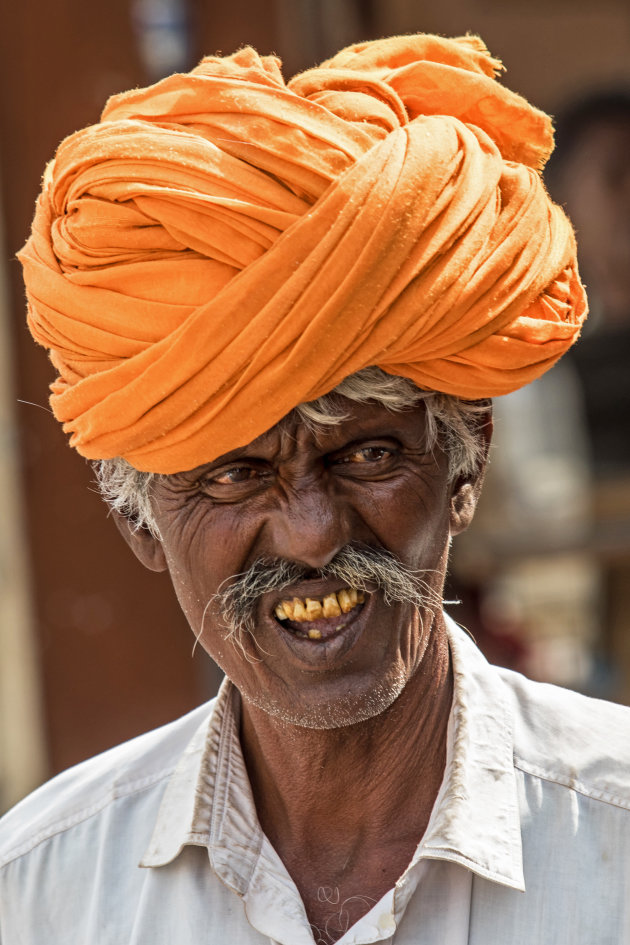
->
xmin=0 ymin=0 xmax=210 ymax=777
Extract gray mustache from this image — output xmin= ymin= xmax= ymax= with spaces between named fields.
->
xmin=216 ymin=543 xmax=443 ymax=642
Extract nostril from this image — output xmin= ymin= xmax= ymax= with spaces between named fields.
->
xmin=304 ymin=568 xmax=323 ymax=580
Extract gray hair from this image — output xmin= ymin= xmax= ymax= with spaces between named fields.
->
xmin=93 ymin=367 xmax=489 ymax=538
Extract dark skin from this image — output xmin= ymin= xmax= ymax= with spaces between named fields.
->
xmin=117 ymin=399 xmax=490 ymax=943
xmin=556 ymin=119 xmax=630 ymax=325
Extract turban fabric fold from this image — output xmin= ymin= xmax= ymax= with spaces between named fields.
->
xmin=19 ymin=34 xmax=587 ymax=473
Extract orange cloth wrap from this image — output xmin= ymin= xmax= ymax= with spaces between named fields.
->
xmin=19 ymin=34 xmax=587 ymax=473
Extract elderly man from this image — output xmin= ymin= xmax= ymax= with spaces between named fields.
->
xmin=2 ymin=33 xmax=630 ymax=945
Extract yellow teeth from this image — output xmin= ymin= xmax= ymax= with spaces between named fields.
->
xmin=338 ymin=589 xmax=355 ymax=613
xmin=322 ymin=593 xmax=341 ymax=618
xmin=275 ymin=589 xmax=365 ymax=623
xmin=293 ymin=599 xmax=307 ymax=621
xmin=308 ymin=628 xmax=322 ymax=640
xmin=306 ymin=598 xmax=323 ymax=620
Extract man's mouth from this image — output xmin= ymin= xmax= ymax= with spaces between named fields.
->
xmin=273 ymin=588 xmax=366 ymax=640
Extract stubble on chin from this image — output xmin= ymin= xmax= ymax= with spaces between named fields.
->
xmin=239 ymin=660 xmax=410 ymax=731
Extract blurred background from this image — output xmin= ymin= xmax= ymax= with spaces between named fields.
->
xmin=0 ymin=0 xmax=629 ymax=811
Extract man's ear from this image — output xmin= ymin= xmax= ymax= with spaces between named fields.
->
xmin=110 ymin=509 xmax=168 ymax=573
xmin=449 ymin=405 xmax=493 ymax=537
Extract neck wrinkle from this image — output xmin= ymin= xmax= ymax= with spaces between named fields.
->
xmin=240 ymin=615 xmax=452 ymax=855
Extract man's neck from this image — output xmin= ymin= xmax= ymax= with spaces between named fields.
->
xmin=239 ymin=615 xmax=453 ymax=942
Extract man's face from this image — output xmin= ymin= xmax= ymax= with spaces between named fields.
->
xmin=137 ymin=400 xmax=477 ymax=728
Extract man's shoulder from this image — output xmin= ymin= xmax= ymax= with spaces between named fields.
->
xmin=0 ymin=698 xmax=216 ymax=869
xmin=498 ymin=666 xmax=630 ymax=809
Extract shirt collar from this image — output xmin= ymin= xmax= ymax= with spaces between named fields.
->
xmin=141 ymin=614 xmax=524 ymax=893
xmin=416 ymin=615 xmax=524 ymax=890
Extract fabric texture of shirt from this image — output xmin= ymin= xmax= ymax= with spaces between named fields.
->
xmin=2 ymin=614 xmax=630 ymax=944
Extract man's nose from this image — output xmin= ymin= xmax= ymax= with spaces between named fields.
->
xmin=265 ymin=483 xmax=351 ymax=570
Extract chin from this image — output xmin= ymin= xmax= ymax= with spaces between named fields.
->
xmin=241 ymin=664 xmax=409 ymax=730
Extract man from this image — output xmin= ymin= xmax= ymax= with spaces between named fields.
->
xmin=547 ymin=91 xmax=630 ymax=478
xmin=2 ymin=33 xmax=630 ymax=944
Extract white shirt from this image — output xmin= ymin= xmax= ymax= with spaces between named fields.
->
xmin=2 ymin=615 xmax=630 ymax=944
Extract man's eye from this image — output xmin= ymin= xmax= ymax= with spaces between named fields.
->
xmin=340 ymin=446 xmax=392 ymax=464
xmin=197 ymin=464 xmax=270 ymax=501
xmin=210 ymin=466 xmax=260 ymax=485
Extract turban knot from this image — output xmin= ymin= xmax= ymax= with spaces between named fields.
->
xmin=19 ymin=33 xmax=587 ymax=472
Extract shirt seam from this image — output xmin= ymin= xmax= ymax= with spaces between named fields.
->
xmin=420 ymin=846 xmax=523 ymax=889
xmin=0 ymin=766 xmax=175 ymax=869
xmin=514 ymin=756 xmax=630 ymax=811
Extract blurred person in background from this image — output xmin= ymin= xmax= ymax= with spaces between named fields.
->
xmin=547 ymin=91 xmax=630 ymax=479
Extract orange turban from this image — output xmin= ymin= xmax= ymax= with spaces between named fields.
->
xmin=19 ymin=34 xmax=587 ymax=473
